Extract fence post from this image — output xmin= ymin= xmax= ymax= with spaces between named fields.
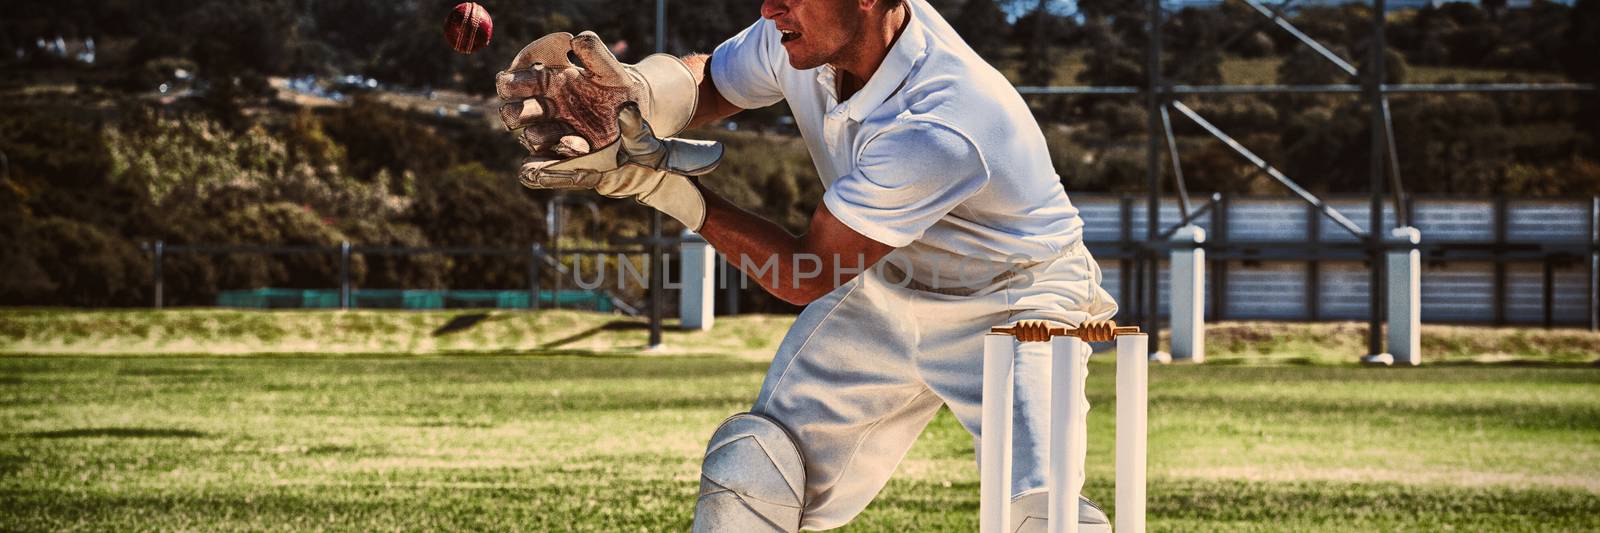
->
xmin=1306 ymin=202 xmax=1321 ymax=321
xmin=1213 ymin=193 xmax=1230 ymax=321
xmin=1387 ymin=227 xmax=1422 ymax=365
xmin=679 ymin=230 xmax=715 ymax=331
xmin=1169 ymin=225 xmax=1205 ymax=363
xmin=153 ymin=240 xmax=164 ymax=309
xmin=340 ymin=241 xmax=351 ymax=310
xmin=1493 ymin=196 xmax=1508 ymax=325
xmin=1592 ymin=196 xmax=1598 ymax=332
xmin=1543 ymin=258 xmax=1555 ymax=329
xmin=529 ymin=243 xmax=542 ymax=311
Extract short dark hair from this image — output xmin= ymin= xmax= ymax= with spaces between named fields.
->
xmin=882 ymin=0 xmax=905 ymax=9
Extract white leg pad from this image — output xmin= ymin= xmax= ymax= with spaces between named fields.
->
xmin=692 ymin=413 xmax=806 ymax=533
xmin=1011 ymin=489 xmax=1112 ymax=533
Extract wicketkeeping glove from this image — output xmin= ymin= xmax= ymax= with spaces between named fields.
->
xmin=520 ymin=103 xmax=722 ymax=231
xmin=495 ymin=31 xmax=699 ymax=165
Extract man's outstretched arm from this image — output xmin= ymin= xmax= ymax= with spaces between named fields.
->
xmin=698 ymin=188 xmax=896 ymax=306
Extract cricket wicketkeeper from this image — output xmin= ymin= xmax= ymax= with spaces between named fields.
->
xmin=495 ymin=0 xmax=1119 ymax=530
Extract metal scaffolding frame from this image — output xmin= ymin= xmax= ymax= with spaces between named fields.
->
xmin=1013 ymin=0 xmax=1598 ymax=355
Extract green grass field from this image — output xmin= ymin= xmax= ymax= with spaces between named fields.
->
xmin=2 ymin=310 xmax=1598 ymax=531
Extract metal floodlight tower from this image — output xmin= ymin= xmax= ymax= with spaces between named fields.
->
xmin=1144 ymin=0 xmax=1165 ymax=358
xmin=1365 ymin=0 xmax=1390 ymax=359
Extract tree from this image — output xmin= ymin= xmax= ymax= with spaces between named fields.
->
xmin=408 ymin=163 xmax=545 ymax=289
xmin=1232 ymin=31 xmax=1276 ymax=59
xmin=340 ymin=218 xmax=446 ymax=290
xmin=1077 ymin=0 xmax=1141 ymax=22
xmin=1278 ymin=103 xmax=1368 ymax=194
xmin=364 ymin=11 xmax=459 ymax=92
xmin=668 ymin=0 xmax=758 ymax=54
xmin=1563 ymin=0 xmax=1600 ymax=148
xmin=12 ymin=217 xmax=150 ymax=306
xmin=1565 ymin=0 xmax=1600 ymax=76
xmin=1280 ymin=5 xmax=1362 ymax=51
xmin=951 ymin=0 xmax=1010 ymax=59
xmin=0 ymin=189 xmax=57 ymax=305
xmin=189 ymin=1 xmax=294 ymax=83
xmin=1277 ymin=44 xmax=1356 ymax=86
xmin=1161 ymin=8 xmax=1225 ymax=85
xmin=1015 ymin=0 xmax=1057 ymax=86
xmin=214 ymin=202 xmax=362 ymax=291
xmin=1217 ymin=1 xmax=1274 ymax=57
xmin=1357 ymin=45 xmax=1410 ymax=85
xmin=1483 ymin=0 xmax=1509 ymax=21
xmin=1391 ymin=94 xmax=1511 ymax=194
xmin=321 ymin=97 xmax=456 ymax=183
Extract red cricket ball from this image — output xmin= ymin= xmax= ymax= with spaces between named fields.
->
xmin=444 ymin=2 xmax=493 ymax=54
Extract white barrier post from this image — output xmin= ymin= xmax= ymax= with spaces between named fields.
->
xmin=1169 ymin=225 xmax=1206 ymax=363
xmin=678 ymin=230 xmax=715 ymax=331
xmin=980 ymin=334 xmax=1015 ymax=533
xmin=1048 ymin=336 xmax=1085 ymax=533
xmin=1387 ymin=227 xmax=1421 ymax=365
xmin=1116 ymin=334 xmax=1149 ymax=533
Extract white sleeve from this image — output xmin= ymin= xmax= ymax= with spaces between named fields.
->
xmin=822 ymin=119 xmax=991 ymax=248
xmin=710 ymin=19 xmax=787 ymax=110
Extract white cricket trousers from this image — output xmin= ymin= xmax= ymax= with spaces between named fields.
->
xmin=749 ymin=244 xmax=1119 ymax=530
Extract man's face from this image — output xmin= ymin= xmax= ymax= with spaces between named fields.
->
xmin=761 ymin=0 xmax=866 ymax=70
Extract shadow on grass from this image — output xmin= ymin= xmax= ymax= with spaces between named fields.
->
xmin=432 ymin=313 xmax=491 ymax=337
xmin=303 ymin=444 xmax=362 ymax=455
xmin=406 ymin=418 xmax=498 ymax=428
xmin=535 ymin=321 xmax=650 ymax=351
xmin=432 ymin=348 xmax=656 ymax=356
xmin=25 ymin=427 xmax=209 ymax=439
xmin=1152 ymin=356 xmax=1326 ymax=367
xmin=1426 ymin=359 xmax=1600 ymax=369
xmin=116 ymin=367 xmax=214 ymax=377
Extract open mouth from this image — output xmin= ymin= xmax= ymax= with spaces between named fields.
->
xmin=779 ymin=29 xmax=801 ymax=44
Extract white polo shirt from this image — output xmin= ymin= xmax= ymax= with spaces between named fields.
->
xmin=711 ymin=0 xmax=1082 ymax=274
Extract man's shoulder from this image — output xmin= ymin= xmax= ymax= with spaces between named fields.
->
xmin=898 ymin=43 xmax=1027 ymax=133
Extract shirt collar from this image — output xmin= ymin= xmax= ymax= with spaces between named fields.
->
xmin=814 ymin=9 xmax=927 ymax=123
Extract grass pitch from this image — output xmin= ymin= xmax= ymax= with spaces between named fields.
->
xmin=2 ymin=310 xmax=1598 ymax=531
